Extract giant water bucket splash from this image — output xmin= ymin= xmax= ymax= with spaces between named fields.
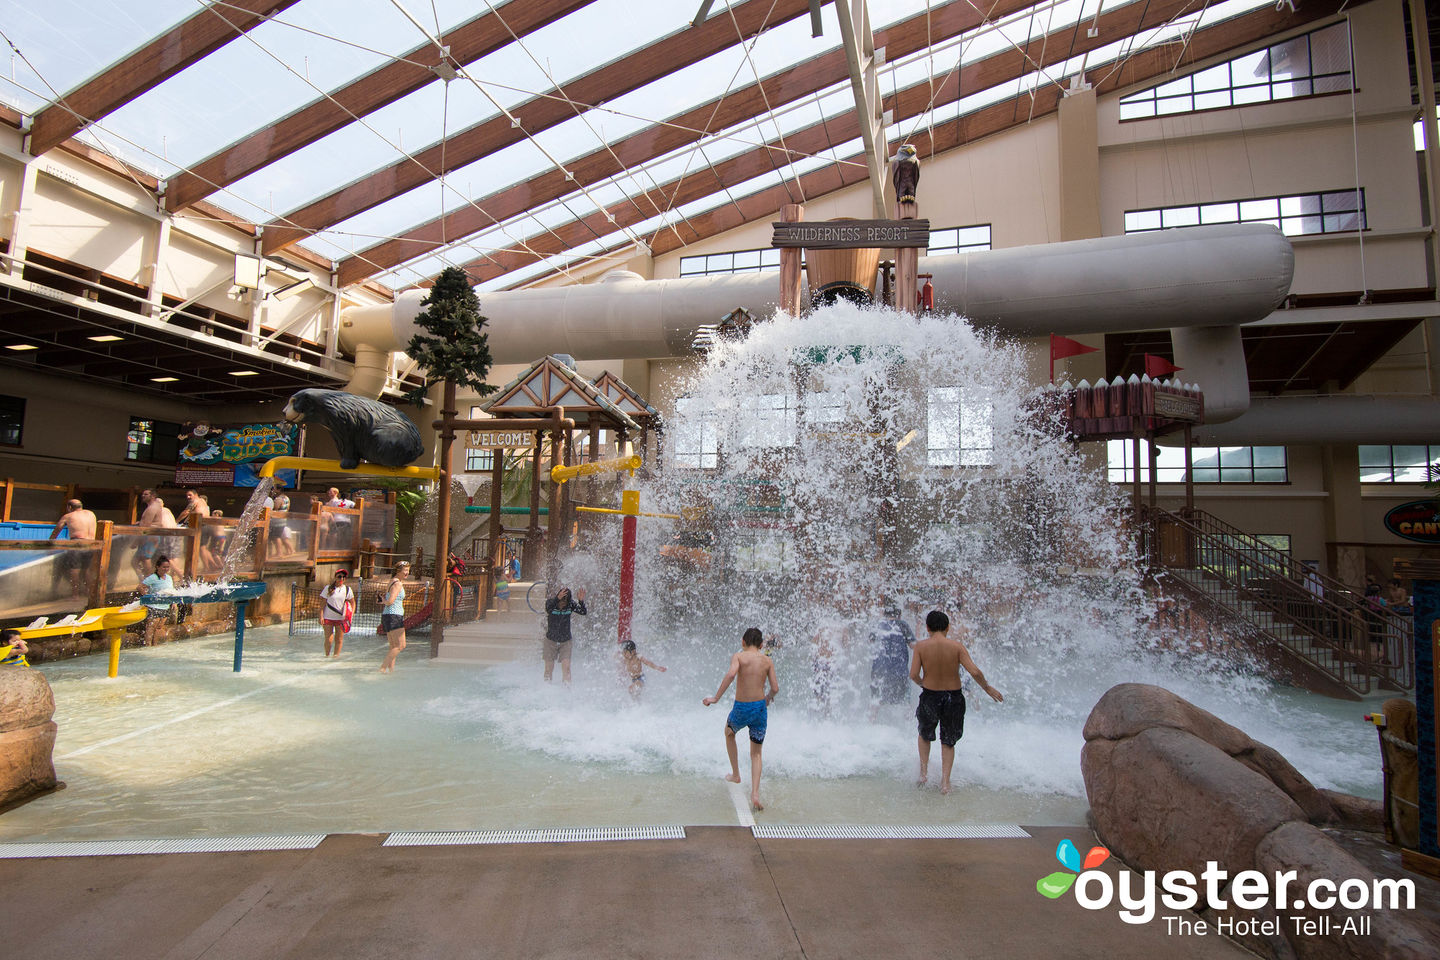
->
xmin=502 ymin=301 xmax=1375 ymax=802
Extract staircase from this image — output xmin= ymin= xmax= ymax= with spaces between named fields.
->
xmin=433 ymin=582 xmax=541 ymax=666
xmin=1139 ymin=507 xmax=1414 ymax=700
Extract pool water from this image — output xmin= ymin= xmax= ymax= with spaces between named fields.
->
xmin=0 ymin=624 xmax=1385 ymax=842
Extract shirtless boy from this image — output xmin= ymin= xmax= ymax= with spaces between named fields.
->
xmin=51 ymin=499 xmax=97 ymax=598
xmin=910 ymin=609 xmax=1002 ymax=794
xmin=703 ymin=627 xmax=780 ymax=810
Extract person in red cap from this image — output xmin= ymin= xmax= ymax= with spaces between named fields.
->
xmin=320 ymin=568 xmax=355 ymax=657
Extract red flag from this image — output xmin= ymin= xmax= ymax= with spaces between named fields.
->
xmin=1050 ymin=334 xmax=1099 ymax=382
xmin=1143 ymin=354 xmax=1183 ymax=378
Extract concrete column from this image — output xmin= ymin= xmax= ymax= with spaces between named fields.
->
xmin=1320 ymin=443 xmax=1366 ymax=587
xmin=1058 ymin=85 xmax=1101 ymax=242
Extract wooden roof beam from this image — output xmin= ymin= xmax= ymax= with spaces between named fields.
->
xmin=446 ymin=0 xmax=1204 ymax=284
xmin=28 ymin=1 xmax=304 ymax=157
xmin=335 ymin=0 xmax=1027 ymax=286
xmin=164 ymin=0 xmax=600 ymax=212
xmin=263 ymin=0 xmax=825 ymax=254
xmin=461 ymin=0 xmax=1353 ymax=285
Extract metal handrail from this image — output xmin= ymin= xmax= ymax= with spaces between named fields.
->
xmin=1139 ymin=507 xmax=1414 ymax=695
xmin=1174 ymin=507 xmax=1414 ymax=689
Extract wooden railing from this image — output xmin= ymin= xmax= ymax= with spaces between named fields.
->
xmin=1139 ymin=506 xmax=1415 ymax=697
xmin=0 ymin=500 xmax=398 ymax=621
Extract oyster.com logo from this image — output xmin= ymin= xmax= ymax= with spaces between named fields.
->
xmin=1037 ymin=838 xmax=1110 ymax=899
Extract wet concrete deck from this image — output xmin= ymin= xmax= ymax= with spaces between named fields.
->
xmin=2 ymin=825 xmax=1254 ymax=960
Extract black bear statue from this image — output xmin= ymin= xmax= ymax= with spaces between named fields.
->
xmin=282 ymin=388 xmax=426 ymax=470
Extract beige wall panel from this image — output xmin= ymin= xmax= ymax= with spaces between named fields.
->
xmin=1349 ymin=325 xmax=1430 ymax=394
xmin=28 ymin=176 xmax=150 ymax=283
xmin=1289 ymin=235 xmax=1429 ymax=293
xmin=0 ymin=155 xmax=19 ymax=242
xmin=162 ymin=231 xmax=240 ymax=316
xmin=262 ymin=292 xmax=328 ymax=342
xmin=651 ymin=118 xmax=1064 ymax=279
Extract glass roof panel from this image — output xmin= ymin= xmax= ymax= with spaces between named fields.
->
xmin=0 ymin=0 xmax=195 ymax=114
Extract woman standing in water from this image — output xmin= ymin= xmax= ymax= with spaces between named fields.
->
xmin=380 ymin=561 xmax=409 ymax=672
xmin=319 ymin=568 xmax=354 ymax=658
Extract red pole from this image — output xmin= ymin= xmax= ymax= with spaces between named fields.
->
xmin=618 ymin=512 xmax=637 ymax=644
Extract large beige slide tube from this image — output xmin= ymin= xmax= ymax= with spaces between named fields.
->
xmin=342 ymin=223 xmax=1294 ymax=421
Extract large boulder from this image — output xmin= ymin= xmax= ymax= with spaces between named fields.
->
xmin=1082 ymin=684 xmax=1435 ymax=960
xmin=0 ymin=668 xmax=57 ymax=808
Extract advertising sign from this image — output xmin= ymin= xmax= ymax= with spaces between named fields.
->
xmin=1384 ymin=499 xmax=1440 ymax=544
xmin=174 ymin=420 xmax=299 ymax=486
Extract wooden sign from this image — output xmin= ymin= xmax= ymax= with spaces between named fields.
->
xmin=1152 ymin=391 xmax=1203 ymax=422
xmin=467 ymin=429 xmax=533 ymax=450
xmin=772 ymin=219 xmax=930 ymax=249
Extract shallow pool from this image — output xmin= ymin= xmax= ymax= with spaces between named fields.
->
xmin=0 ymin=624 xmax=1386 ymax=842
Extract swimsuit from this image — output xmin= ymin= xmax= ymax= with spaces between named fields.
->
xmin=916 ymin=688 xmax=967 ymax=747
xmin=726 ymin=698 xmax=768 ymax=744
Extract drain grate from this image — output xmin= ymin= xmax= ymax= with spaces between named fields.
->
xmin=751 ymin=824 xmax=1031 ymax=840
xmin=383 ymin=826 xmax=687 ymax=846
xmin=0 ymin=834 xmax=327 ymax=858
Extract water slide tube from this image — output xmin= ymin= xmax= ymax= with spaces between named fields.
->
xmin=341 ymin=223 xmax=1294 ymax=423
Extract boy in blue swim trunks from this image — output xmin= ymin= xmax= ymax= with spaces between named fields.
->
xmin=703 ymin=627 xmax=780 ymax=810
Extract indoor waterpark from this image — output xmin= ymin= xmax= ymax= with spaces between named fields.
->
xmin=0 ymin=1 xmax=1438 ymax=958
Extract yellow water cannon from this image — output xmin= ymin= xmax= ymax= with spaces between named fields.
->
xmin=259 ymin=456 xmax=441 ymax=481
xmin=550 ymin=454 xmax=642 ymax=485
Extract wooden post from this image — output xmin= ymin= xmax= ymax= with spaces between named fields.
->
xmin=253 ymin=508 xmax=271 ymax=577
xmin=307 ymin=500 xmax=321 ymax=568
xmin=588 ymin=424 xmax=600 ymax=463
xmin=779 ymin=203 xmax=805 ymax=315
xmin=127 ymin=487 xmax=138 ymax=524
xmin=546 ymin=421 xmax=564 ymax=577
xmin=91 ymin=520 xmax=112 ymax=608
xmin=895 ymin=199 xmax=918 ymax=314
xmin=1183 ymin=424 xmax=1195 ymax=515
xmin=526 ymin=430 xmax=544 ymax=577
xmin=488 ymin=443 xmax=503 ymax=616
xmin=2 ymin=479 xmax=12 ymax=522
xmin=432 ymin=380 xmax=457 ymax=655
xmin=1147 ymin=433 xmax=1158 ymax=507
xmin=185 ymin=513 xmax=202 ymax=580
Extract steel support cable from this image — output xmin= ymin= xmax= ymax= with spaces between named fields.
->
xmin=198 ymin=0 xmax=585 ymax=286
xmin=725 ymin=0 xmax=806 ymax=203
xmin=477 ymin=0 xmax=692 ymax=251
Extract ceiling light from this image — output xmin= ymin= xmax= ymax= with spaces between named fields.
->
xmin=150 ymin=376 xmax=178 ymax=383
xmin=4 ymin=344 xmax=37 ymax=351
xmin=271 ymin=277 xmax=316 ymax=301
xmin=229 ymin=370 xmax=258 ymax=377
xmin=87 ymin=334 xmax=123 ymax=342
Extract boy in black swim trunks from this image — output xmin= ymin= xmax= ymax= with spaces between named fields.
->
xmin=909 ymin=609 xmax=1002 ymax=794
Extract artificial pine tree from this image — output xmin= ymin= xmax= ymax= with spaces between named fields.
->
xmin=404 ymin=266 xmax=495 ymax=405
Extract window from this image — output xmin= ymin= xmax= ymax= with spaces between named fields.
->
xmin=1108 ymin=440 xmax=1288 ymax=483
xmin=1119 ymin=21 xmax=1351 ymax=120
xmin=672 ymin=396 xmax=719 ymax=468
xmin=926 ymin=224 xmax=991 ymax=256
xmin=0 ymin=395 xmax=23 ymax=446
xmin=679 ymin=247 xmax=782 ymax=278
xmin=1125 ymin=190 xmax=1364 ymax=238
xmin=927 ymin=387 xmax=994 ymax=466
xmin=806 ymin=390 xmax=847 ymax=424
xmin=125 ymin=417 xmax=181 ymax=463
xmin=1359 ymin=444 xmax=1440 ymax=482
xmin=737 ymin=393 xmax=797 ymax=448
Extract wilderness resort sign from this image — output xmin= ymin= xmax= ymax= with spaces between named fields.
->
xmin=772 ymin=219 xmax=930 ymax=249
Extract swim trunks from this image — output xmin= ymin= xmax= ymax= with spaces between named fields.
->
xmin=380 ymin=613 xmax=406 ymax=633
xmin=726 ymin=698 xmax=767 ymax=744
xmin=916 ymin=688 xmax=967 ymax=746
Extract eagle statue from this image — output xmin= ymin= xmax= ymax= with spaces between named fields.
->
xmin=890 ymin=143 xmax=921 ymax=206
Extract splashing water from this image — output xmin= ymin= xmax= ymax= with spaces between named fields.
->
xmin=490 ymin=302 xmax=1380 ymax=804
xmin=216 ymin=476 xmax=276 ymax=583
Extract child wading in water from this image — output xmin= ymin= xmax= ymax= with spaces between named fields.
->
xmin=703 ymin=627 xmax=780 ymax=810
xmin=621 ymin=640 xmax=666 ymax=699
